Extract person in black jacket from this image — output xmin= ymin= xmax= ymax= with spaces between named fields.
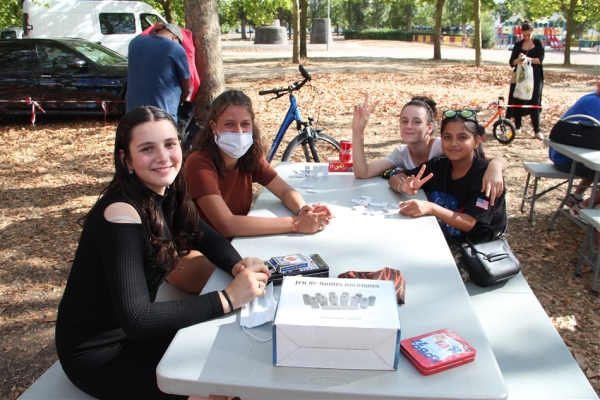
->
xmin=55 ymin=106 xmax=270 ymax=399
xmin=506 ymin=20 xmax=545 ymax=140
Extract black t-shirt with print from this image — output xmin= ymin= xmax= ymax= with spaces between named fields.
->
xmin=403 ymin=156 xmax=507 ymax=239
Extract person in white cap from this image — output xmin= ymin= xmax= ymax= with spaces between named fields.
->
xmin=126 ymin=23 xmax=191 ymax=122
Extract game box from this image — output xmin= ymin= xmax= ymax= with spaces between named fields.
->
xmin=265 ymin=254 xmax=329 ymax=285
xmin=273 ymin=276 xmax=401 ymax=370
xmin=400 ymin=328 xmax=476 ymax=375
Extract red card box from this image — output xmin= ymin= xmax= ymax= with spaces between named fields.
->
xmin=328 ymin=157 xmax=353 ymax=172
xmin=400 ymin=328 xmax=476 ymax=375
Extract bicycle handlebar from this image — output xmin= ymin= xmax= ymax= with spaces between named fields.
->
xmin=258 ymin=88 xmax=282 ymax=96
xmin=258 ymin=65 xmax=311 ymax=98
xmin=299 ymin=64 xmax=311 ymax=81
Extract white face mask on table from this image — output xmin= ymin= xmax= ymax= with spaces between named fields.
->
xmin=215 ymin=131 xmax=254 ymax=159
xmin=240 ymin=282 xmax=276 ymax=329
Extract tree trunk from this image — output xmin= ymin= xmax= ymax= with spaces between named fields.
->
xmin=241 ymin=16 xmax=247 ymax=40
xmin=300 ymin=0 xmax=308 ymax=59
xmin=433 ymin=0 xmax=444 ymax=60
xmin=156 ymin=0 xmax=174 ymax=23
xmin=184 ymin=0 xmax=224 ymax=122
xmin=292 ymin=0 xmax=300 ymax=63
xmin=473 ymin=0 xmax=481 ymax=66
xmin=163 ymin=0 xmax=174 ymax=23
xmin=564 ymin=0 xmax=576 ymax=65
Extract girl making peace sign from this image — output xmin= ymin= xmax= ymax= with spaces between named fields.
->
xmin=394 ymin=110 xmax=508 ymax=282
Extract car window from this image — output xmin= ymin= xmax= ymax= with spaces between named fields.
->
xmin=99 ymin=13 xmax=135 ymax=35
xmin=1 ymin=31 xmax=17 ymax=40
xmin=35 ymin=44 xmax=76 ymax=69
xmin=0 ymin=45 xmax=36 ymax=71
xmin=140 ymin=13 xmax=164 ymax=31
xmin=66 ymin=41 xmax=126 ymax=66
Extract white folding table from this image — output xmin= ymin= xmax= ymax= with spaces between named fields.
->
xmin=544 ymin=138 xmax=600 ymax=230
xmin=157 ymin=163 xmax=507 ymax=400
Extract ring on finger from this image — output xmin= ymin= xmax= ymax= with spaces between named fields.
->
xmin=261 ymin=288 xmax=266 ymax=296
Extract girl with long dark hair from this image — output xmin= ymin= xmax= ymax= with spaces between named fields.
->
xmin=56 ymin=106 xmax=269 ymax=399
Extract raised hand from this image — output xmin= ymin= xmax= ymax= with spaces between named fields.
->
xmin=352 ymin=92 xmax=380 ymax=136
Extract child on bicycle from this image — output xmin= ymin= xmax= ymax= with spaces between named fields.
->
xmin=395 ymin=110 xmax=508 ymax=282
xmin=352 ymin=93 xmax=507 ymax=204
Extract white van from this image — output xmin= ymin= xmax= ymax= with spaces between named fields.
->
xmin=22 ymin=0 xmax=166 ymax=56
xmin=1 ymin=27 xmax=25 ymax=39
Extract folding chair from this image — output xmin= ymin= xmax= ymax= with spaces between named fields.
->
xmin=520 ymin=162 xmax=578 ymax=222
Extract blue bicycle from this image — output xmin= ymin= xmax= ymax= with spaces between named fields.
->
xmin=259 ymin=65 xmax=340 ymax=163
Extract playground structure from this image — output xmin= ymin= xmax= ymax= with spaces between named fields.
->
xmin=497 ymin=16 xmax=566 ymax=51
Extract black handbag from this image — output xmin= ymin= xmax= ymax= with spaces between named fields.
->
xmin=548 ymin=114 xmax=600 ymax=150
xmin=460 ymin=226 xmax=521 ymax=287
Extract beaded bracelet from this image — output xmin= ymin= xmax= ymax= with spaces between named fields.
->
xmin=221 ymin=290 xmax=234 ymax=313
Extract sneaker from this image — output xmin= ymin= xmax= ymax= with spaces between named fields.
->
xmin=515 ymin=128 xmax=521 ymax=136
xmin=569 ymin=204 xmax=589 ymax=225
xmin=535 ymin=132 xmax=544 ymax=140
xmin=565 ymin=193 xmax=584 ymax=208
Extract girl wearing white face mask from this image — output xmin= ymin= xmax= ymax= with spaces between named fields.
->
xmin=167 ymin=90 xmax=333 ymax=294
xmin=352 ymin=94 xmax=508 ymax=204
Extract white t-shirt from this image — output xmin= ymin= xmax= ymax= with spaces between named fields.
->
xmin=384 ymin=137 xmax=443 ymax=170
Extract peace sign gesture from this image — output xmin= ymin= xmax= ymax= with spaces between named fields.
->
xmin=352 ymin=92 xmax=380 ymax=135
xmin=398 ymin=164 xmax=433 ymax=195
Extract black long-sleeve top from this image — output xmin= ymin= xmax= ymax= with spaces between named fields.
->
xmin=55 ymin=189 xmax=241 ymax=394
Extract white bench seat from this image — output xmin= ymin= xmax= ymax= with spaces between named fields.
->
xmin=467 ymin=274 xmax=598 ymax=399
xmin=577 ymin=209 xmax=600 ymax=292
xmin=21 ymin=281 xmax=599 ymax=400
xmin=18 ymin=361 xmax=95 ymax=399
xmin=18 ymin=282 xmax=193 ymax=400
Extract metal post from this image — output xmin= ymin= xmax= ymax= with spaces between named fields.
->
xmin=327 ymin=0 xmax=330 ymax=51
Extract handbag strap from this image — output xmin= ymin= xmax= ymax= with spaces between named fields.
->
xmin=562 ymin=114 xmax=600 ymax=126
xmin=465 ymin=224 xmax=496 ymax=247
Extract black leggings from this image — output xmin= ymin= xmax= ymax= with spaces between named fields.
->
xmin=514 ymin=109 xmax=541 ymax=133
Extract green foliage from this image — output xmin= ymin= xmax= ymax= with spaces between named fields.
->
xmin=145 ymin=0 xmax=184 ymax=24
xmin=344 ymin=28 xmax=421 ymax=41
xmin=217 ymin=0 xmax=291 ymax=27
xmin=388 ymin=0 xmax=416 ymax=30
xmin=0 ymin=0 xmax=25 ymax=29
xmin=480 ymin=10 xmax=496 ymax=48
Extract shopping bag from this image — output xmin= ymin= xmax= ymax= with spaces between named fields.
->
xmin=513 ymin=58 xmax=533 ymax=101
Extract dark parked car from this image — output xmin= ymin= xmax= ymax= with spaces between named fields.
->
xmin=0 ymin=38 xmax=127 ymax=118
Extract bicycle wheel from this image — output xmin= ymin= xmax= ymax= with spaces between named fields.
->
xmin=492 ymin=118 xmax=516 ymax=144
xmin=281 ymin=130 xmax=340 ymax=162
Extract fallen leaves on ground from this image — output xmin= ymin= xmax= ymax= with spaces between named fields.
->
xmin=1 ymin=61 xmax=599 ymax=398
